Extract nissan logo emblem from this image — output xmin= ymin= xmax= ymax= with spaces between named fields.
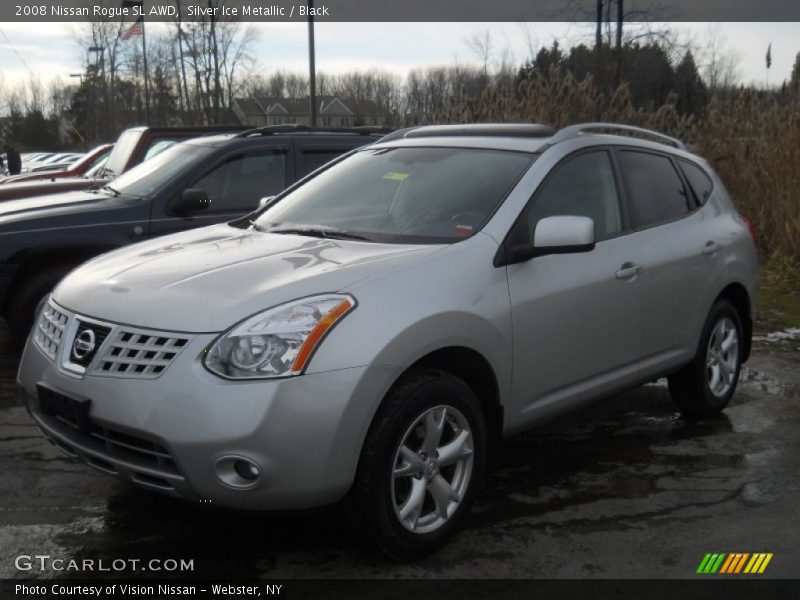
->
xmin=72 ymin=329 xmax=96 ymax=360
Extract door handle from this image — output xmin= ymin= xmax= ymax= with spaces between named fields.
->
xmin=615 ymin=262 xmax=642 ymax=280
xmin=702 ymin=241 xmax=721 ymax=255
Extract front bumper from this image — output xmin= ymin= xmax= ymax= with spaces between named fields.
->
xmin=17 ymin=334 xmax=397 ymax=510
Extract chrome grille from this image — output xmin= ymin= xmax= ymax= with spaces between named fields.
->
xmin=93 ymin=328 xmax=190 ymax=379
xmin=32 ymin=301 xmax=69 ymax=360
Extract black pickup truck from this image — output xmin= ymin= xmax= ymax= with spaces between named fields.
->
xmin=0 ymin=126 xmax=390 ymax=346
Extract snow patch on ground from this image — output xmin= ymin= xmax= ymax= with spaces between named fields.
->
xmin=753 ymin=327 xmax=800 ymax=343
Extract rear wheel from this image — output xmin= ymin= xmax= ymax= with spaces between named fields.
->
xmin=354 ymin=369 xmax=486 ymax=560
xmin=668 ymin=299 xmax=743 ymax=417
xmin=7 ymin=266 xmax=73 ymax=349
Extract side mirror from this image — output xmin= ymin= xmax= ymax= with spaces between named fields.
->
xmin=504 ymin=215 xmax=596 ymax=265
xmin=258 ymin=195 xmax=277 ymax=209
xmin=167 ymin=188 xmax=211 ymax=216
xmin=532 ymin=215 xmax=595 ymax=255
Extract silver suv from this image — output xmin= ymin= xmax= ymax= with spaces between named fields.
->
xmin=18 ymin=123 xmax=758 ymax=558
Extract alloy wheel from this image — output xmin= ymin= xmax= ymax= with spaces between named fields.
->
xmin=390 ymin=405 xmax=474 ymax=534
xmin=705 ymin=316 xmax=739 ymax=397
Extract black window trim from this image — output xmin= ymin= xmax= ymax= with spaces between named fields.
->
xmin=611 ymin=145 xmax=703 ymax=234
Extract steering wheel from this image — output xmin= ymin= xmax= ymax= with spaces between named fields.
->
xmin=450 ymin=211 xmax=484 ymax=224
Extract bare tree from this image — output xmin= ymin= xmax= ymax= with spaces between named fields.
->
xmin=181 ymin=10 xmax=257 ymax=123
xmin=517 ymin=23 xmax=539 ymax=60
xmin=694 ymin=25 xmax=741 ymax=92
xmin=465 ymin=29 xmax=494 ymax=75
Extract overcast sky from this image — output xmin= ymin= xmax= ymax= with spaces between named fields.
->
xmin=1 ymin=22 xmax=798 ymax=92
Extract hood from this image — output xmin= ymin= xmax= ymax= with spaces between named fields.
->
xmin=0 ymin=177 xmax=102 ymax=203
xmin=53 ymin=224 xmax=441 ymax=332
xmin=0 ymin=189 xmax=118 ymax=230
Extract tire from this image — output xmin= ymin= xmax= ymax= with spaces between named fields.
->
xmin=668 ymin=299 xmax=744 ymax=417
xmin=354 ymin=368 xmax=487 ymax=560
xmin=7 ymin=266 xmax=73 ymax=350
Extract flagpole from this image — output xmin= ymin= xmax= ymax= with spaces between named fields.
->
xmin=308 ymin=1 xmax=317 ymax=127
xmin=123 ymin=1 xmax=149 ymax=123
xmin=766 ymin=42 xmax=772 ymax=90
xmin=142 ymin=16 xmax=150 ymax=122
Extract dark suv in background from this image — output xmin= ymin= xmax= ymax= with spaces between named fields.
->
xmin=0 ymin=125 xmax=248 ymax=203
xmin=0 ymin=126 xmax=389 ymax=345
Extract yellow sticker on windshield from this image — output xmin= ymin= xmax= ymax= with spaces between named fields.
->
xmin=383 ymin=171 xmax=409 ymax=181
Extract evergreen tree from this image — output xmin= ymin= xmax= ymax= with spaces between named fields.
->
xmin=622 ymin=43 xmax=675 ymax=108
xmin=517 ymin=41 xmax=564 ymax=84
xmin=674 ymin=51 xmax=709 ymax=115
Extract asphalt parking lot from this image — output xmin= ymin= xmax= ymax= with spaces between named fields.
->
xmin=2 ymin=324 xmax=799 ymax=579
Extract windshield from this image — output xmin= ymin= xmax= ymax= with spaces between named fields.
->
xmin=69 ymin=146 xmax=110 ymax=171
xmin=254 ymin=146 xmax=534 ymax=243
xmin=104 ymin=143 xmax=211 ymax=198
xmin=102 ymin=129 xmax=142 ymax=178
xmin=143 ymin=139 xmax=178 ymax=161
xmin=85 ymin=158 xmax=107 ymax=179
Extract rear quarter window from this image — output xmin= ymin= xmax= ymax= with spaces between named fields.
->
xmin=678 ymin=159 xmax=715 ymax=205
xmin=299 ymin=150 xmax=347 ymax=176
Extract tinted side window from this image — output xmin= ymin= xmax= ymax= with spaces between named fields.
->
xmin=618 ymin=151 xmax=689 ymax=228
xmin=678 ymin=159 xmax=714 ymax=205
xmin=299 ymin=150 xmax=345 ymax=176
xmin=194 ymin=150 xmax=287 ymax=212
xmin=527 ymin=151 xmax=622 ymax=240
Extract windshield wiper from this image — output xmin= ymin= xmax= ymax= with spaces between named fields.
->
xmin=268 ymin=227 xmax=373 ymax=242
xmin=103 ymin=185 xmax=122 ymax=197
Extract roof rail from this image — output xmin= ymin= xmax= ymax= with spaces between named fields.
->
xmin=377 ymin=126 xmax=420 ymax=142
xmin=379 ymin=123 xmax=557 ymax=142
xmin=546 ymin=123 xmax=687 ymax=151
xmin=234 ymin=124 xmax=394 ymax=138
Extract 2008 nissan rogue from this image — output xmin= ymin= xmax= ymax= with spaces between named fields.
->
xmin=17 ymin=123 xmax=758 ymax=559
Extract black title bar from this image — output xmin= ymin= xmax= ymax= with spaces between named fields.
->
xmin=4 ymin=0 xmax=800 ymax=22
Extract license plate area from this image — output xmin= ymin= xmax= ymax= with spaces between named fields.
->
xmin=37 ymin=385 xmax=93 ymax=434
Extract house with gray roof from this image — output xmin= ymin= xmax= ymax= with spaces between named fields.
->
xmin=232 ymin=96 xmax=389 ymax=128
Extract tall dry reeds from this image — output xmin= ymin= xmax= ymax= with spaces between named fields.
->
xmin=410 ymin=69 xmax=800 ymax=265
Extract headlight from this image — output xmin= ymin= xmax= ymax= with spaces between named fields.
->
xmin=204 ymin=294 xmax=356 ymax=379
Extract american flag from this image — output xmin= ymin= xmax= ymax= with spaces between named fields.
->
xmin=120 ymin=17 xmax=144 ymax=41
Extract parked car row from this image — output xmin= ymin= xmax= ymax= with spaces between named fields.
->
xmin=0 ymin=145 xmax=113 ymax=184
xmin=11 ymin=122 xmax=757 ymax=559
xmin=3 ymin=151 xmax=82 ymax=177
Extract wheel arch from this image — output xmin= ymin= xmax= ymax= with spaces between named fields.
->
xmin=714 ymin=282 xmax=753 ymax=361
xmin=1 ymin=246 xmax=115 ymax=317
xmin=388 ymin=346 xmax=504 ymax=469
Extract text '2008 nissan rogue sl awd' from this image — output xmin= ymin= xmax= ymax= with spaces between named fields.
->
xmin=17 ymin=123 xmax=758 ymax=559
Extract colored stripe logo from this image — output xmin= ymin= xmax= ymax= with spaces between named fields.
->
xmin=696 ymin=553 xmax=773 ymax=574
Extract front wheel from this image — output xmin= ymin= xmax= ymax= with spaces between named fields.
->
xmin=668 ymin=299 xmax=744 ymax=417
xmin=7 ymin=266 xmax=73 ymax=350
xmin=354 ymin=369 xmax=486 ymax=560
